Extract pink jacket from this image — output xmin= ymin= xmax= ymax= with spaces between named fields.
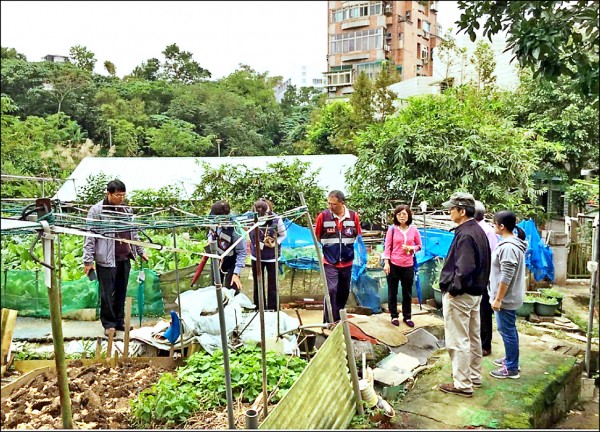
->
xmin=381 ymin=224 xmax=422 ymax=268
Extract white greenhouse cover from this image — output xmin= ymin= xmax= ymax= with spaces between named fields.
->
xmin=54 ymin=155 xmax=357 ymax=202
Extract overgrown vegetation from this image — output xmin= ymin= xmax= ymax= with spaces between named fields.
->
xmin=130 ymin=344 xmax=307 ymax=427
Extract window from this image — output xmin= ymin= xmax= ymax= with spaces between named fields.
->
xmin=330 ymin=2 xmax=383 ymax=22
xmin=398 ymin=32 xmax=403 ymax=49
xmin=356 ymin=61 xmax=383 ymax=81
xmin=329 ymin=28 xmax=384 ymax=54
xmin=417 ymin=42 xmax=421 ymax=58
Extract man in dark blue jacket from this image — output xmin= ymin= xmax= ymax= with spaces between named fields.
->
xmin=438 ymin=192 xmax=491 ymax=398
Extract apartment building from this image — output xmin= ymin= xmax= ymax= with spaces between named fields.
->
xmin=325 ymin=1 xmax=440 ymax=98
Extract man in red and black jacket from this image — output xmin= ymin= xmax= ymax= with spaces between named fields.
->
xmin=315 ymin=190 xmax=361 ymax=323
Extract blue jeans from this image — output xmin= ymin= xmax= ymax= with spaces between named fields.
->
xmin=495 ymin=309 xmax=519 ymax=371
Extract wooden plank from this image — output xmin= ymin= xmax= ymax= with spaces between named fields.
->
xmin=124 ymin=297 xmax=132 ymax=358
xmin=1 ymin=309 xmax=18 ymax=369
xmin=1 ymin=366 xmax=51 ymax=398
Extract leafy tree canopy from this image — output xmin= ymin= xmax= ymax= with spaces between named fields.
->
xmin=456 ymin=1 xmax=599 ymax=97
xmin=348 ymin=86 xmax=564 ymax=224
xmin=191 ymin=159 xmax=327 ymax=218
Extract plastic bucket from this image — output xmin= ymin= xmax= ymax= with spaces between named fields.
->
xmin=359 ymin=379 xmax=378 ymax=407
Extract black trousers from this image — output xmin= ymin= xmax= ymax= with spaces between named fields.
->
xmin=252 ymin=260 xmax=278 ymax=310
xmin=480 ymin=288 xmax=493 ymax=351
xmin=386 ymin=263 xmax=414 ymax=320
xmin=97 ymin=260 xmax=131 ymax=329
xmin=323 ymin=265 xmax=353 ymax=323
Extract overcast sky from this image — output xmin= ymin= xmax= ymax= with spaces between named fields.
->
xmin=1 ymin=1 xmax=462 ymax=80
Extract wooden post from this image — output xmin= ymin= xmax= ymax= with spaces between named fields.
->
xmin=95 ymin=337 xmax=102 ymax=360
xmin=1 ymin=308 xmax=18 ymax=373
xmin=106 ymin=328 xmax=115 ymax=360
xmin=340 ymin=309 xmax=364 ymax=416
xmin=298 ymin=193 xmax=334 ymax=323
xmin=40 ymin=222 xmax=73 ymax=429
xmin=123 ymin=297 xmax=132 ymax=358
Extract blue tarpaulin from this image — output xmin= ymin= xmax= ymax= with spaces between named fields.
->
xmin=517 ymin=219 xmax=555 ymax=282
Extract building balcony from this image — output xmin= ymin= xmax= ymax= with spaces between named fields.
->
xmin=323 ymin=70 xmax=354 ymax=88
xmin=342 ymin=18 xmax=370 ymax=30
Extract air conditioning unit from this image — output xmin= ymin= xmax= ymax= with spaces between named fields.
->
xmin=384 ymin=4 xmax=392 ymax=15
xmin=384 ymin=44 xmax=391 ymax=52
xmin=406 ymin=11 xmax=412 ymax=21
xmin=423 ymin=30 xmax=430 ymax=39
xmin=328 ymin=86 xmax=337 ymax=92
xmin=386 ymin=32 xmax=392 ymax=39
xmin=430 ymin=1 xmax=439 ymax=12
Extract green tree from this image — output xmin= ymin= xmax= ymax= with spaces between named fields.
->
xmin=306 ymin=101 xmax=355 ymax=154
xmin=470 ymin=40 xmax=496 ymax=90
xmin=104 ymin=60 xmax=116 ymax=77
xmin=162 ymin=43 xmax=211 ymax=83
xmin=1 ymin=46 xmax=27 ymax=60
xmin=191 ymin=159 xmax=327 ymax=217
xmin=130 ymin=58 xmax=161 ymax=81
xmin=456 ymin=0 xmax=599 ymax=97
xmin=505 ymin=69 xmax=599 ymax=180
xmin=348 ymin=87 xmax=564 ymax=224
xmin=48 ymin=64 xmax=92 ymax=113
xmin=69 ymin=45 xmax=97 ymax=72
xmin=146 ymin=118 xmax=213 ymax=156
xmin=373 ymin=61 xmax=401 ymax=121
xmin=349 ymin=71 xmax=374 ymax=127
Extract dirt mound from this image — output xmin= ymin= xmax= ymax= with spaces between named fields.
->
xmin=1 ymin=360 xmax=174 ymax=429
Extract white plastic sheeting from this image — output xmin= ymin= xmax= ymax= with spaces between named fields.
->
xmin=54 ymin=155 xmax=358 ymax=202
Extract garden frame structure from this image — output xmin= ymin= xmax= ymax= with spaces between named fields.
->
xmin=1 ymin=196 xmax=335 ymax=429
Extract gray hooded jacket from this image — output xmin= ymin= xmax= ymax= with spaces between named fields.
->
xmin=488 ymin=236 xmax=528 ymax=310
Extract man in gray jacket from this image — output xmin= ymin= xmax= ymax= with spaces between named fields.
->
xmin=83 ymin=180 xmax=148 ymax=336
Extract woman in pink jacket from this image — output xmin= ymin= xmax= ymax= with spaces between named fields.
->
xmin=382 ymin=205 xmax=422 ymax=327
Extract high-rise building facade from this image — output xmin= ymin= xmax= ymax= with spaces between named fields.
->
xmin=325 ymin=1 xmax=440 ymax=98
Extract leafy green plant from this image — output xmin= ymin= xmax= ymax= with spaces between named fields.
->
xmin=524 ymin=294 xmax=538 ymax=303
xmin=130 ymin=344 xmax=307 ymax=427
xmin=539 ymin=288 xmax=565 ymax=300
xmin=535 ymin=296 xmax=558 ymax=305
xmin=76 ymin=172 xmax=113 ymax=204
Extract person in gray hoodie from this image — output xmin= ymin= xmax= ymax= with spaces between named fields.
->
xmin=488 ymin=210 xmax=527 ymax=379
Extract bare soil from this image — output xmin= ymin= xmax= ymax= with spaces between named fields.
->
xmin=1 ymin=360 xmax=174 ymax=429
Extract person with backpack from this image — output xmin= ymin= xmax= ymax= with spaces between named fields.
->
xmin=381 ymin=204 xmax=422 ymax=327
xmin=249 ymin=198 xmax=287 ymax=310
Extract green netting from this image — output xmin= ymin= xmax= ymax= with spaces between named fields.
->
xmin=0 ymin=269 xmax=164 ymax=317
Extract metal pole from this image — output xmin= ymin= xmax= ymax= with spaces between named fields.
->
xmin=274 ymin=236 xmax=281 ymax=337
xmin=298 ymin=192 xmax=334 ymax=324
xmin=245 ymin=409 xmax=259 ymax=429
xmin=340 ymin=309 xmax=364 ymax=416
xmin=253 ymin=215 xmax=269 ymax=419
xmin=209 ymin=240 xmax=236 ymax=429
xmin=40 ymin=222 xmax=73 ymax=429
xmin=109 ymin=126 xmax=112 ymax=147
xmin=585 ymin=215 xmax=599 ymax=378
xmin=170 ymin=208 xmax=185 ymax=357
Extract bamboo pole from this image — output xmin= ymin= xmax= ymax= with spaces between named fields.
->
xmin=40 ymin=222 xmax=73 ymax=429
xmin=209 ymin=240 xmax=235 ymax=429
xmin=253 ymin=215 xmax=269 ymax=420
xmin=123 ymin=297 xmax=132 ymax=358
xmin=298 ymin=193 xmax=334 ymax=324
xmin=170 ymin=207 xmax=185 ymax=358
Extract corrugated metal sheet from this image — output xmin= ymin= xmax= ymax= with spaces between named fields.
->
xmin=259 ymin=325 xmax=356 ymax=430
